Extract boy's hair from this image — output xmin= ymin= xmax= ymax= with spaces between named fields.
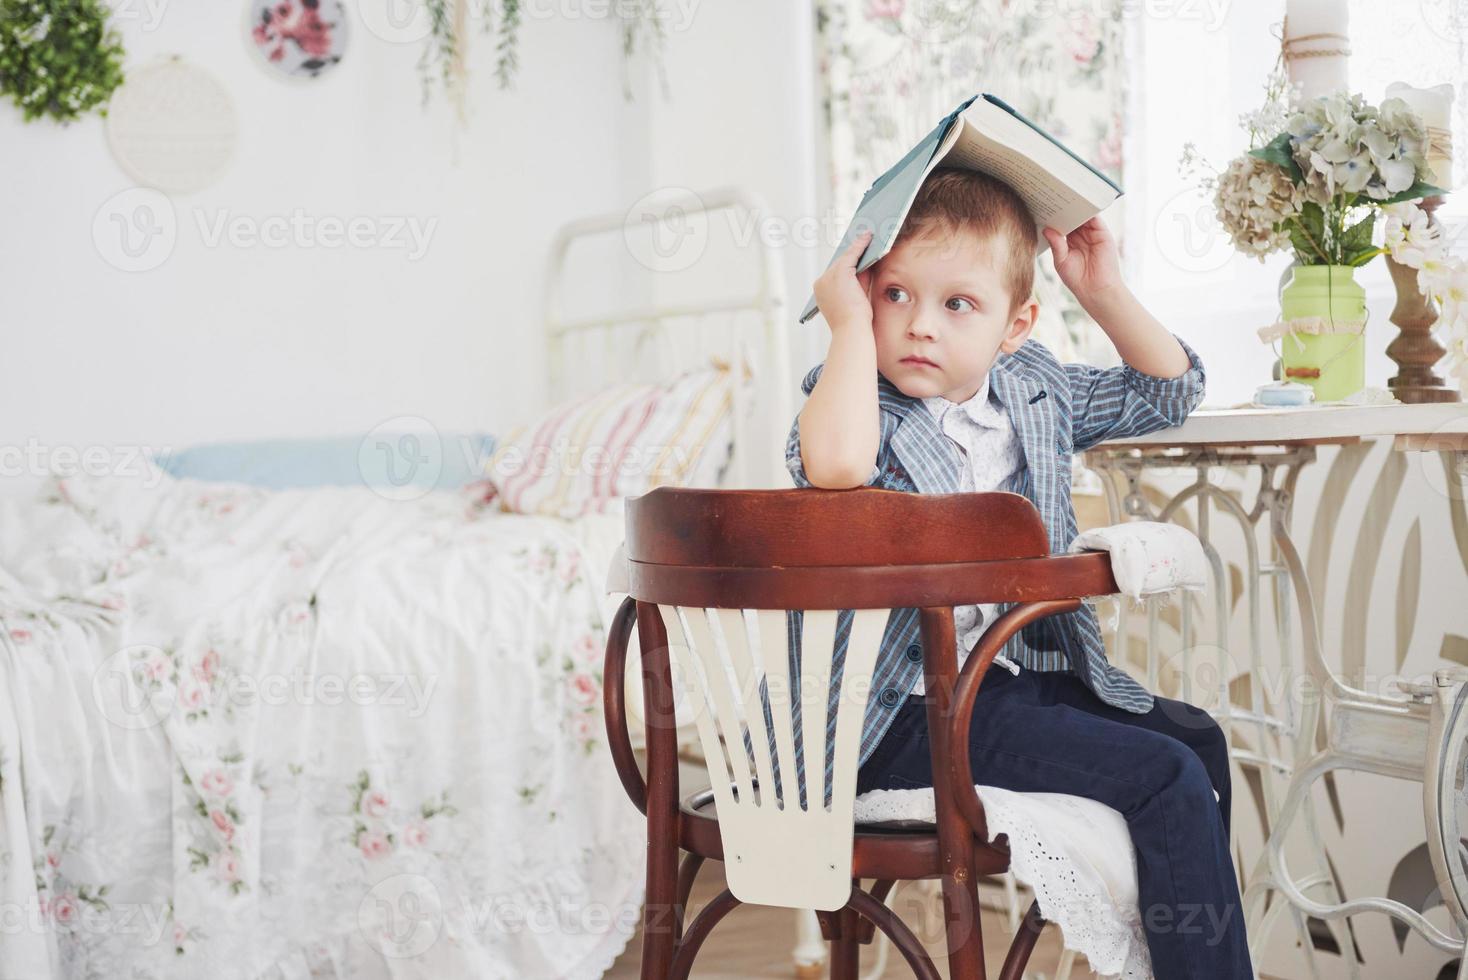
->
xmin=894 ymin=167 xmax=1038 ymax=314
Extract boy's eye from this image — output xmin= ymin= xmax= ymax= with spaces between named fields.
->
xmin=946 ymin=297 xmax=976 ymax=313
xmin=884 ymin=286 xmax=909 ymax=303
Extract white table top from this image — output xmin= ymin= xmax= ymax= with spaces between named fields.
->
xmin=1096 ymin=401 xmax=1468 ymax=450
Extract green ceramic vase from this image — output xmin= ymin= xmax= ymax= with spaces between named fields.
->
xmin=1277 ymin=264 xmax=1366 ymax=402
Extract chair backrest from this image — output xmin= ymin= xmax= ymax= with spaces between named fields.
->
xmin=624 ymin=487 xmax=1051 ymax=910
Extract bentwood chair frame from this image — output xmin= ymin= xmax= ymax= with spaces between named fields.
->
xmin=602 ymin=487 xmax=1123 ymax=979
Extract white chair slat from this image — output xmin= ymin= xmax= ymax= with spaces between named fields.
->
xmin=679 ymin=606 xmax=758 ymax=805
xmin=659 ymin=605 xmax=741 ymax=814
xmin=715 ymin=607 xmax=778 ymax=805
xmin=798 ymin=610 xmax=839 ymax=812
xmin=756 ymin=609 xmax=802 ymax=810
xmin=831 ymin=609 xmax=888 ymax=813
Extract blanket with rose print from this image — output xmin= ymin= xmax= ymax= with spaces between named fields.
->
xmin=0 ymin=464 xmax=643 ymax=979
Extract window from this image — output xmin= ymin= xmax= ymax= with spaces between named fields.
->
xmin=1125 ymin=5 xmax=1465 ymax=406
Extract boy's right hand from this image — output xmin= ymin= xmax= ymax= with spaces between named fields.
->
xmin=812 ymin=229 xmax=876 ymax=332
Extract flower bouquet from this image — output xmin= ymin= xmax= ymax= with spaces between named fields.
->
xmin=1187 ymin=72 xmax=1457 ymax=401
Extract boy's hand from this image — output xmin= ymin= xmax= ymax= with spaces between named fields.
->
xmin=813 ymin=229 xmax=877 ymax=331
xmin=1046 ymin=217 xmax=1191 ymax=379
xmin=1043 ymin=217 xmax=1123 ymax=304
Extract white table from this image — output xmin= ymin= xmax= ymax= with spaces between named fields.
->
xmin=1086 ymin=401 xmax=1468 ymax=979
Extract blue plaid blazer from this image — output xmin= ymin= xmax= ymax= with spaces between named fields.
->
xmin=773 ymin=334 xmax=1206 ymax=806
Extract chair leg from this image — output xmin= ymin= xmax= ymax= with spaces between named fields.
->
xmin=930 ymin=749 xmax=986 ymax=974
xmin=855 ymin=879 xmax=896 ymax=943
xmin=997 ymin=899 xmax=1047 ymax=980
xmin=673 ymin=853 xmax=704 ymax=943
xmin=828 ymin=904 xmax=862 ymax=979
xmin=935 ymin=841 xmax=985 ymax=979
xmin=637 ymin=600 xmax=680 ymax=980
xmin=668 ymin=888 xmax=743 ymax=980
xmin=639 ymin=782 xmax=679 ymax=979
xmin=845 ymin=886 xmax=943 ymax=980
xmin=919 ymin=607 xmax=988 ymax=979
xmin=640 ymin=843 xmax=679 ymax=979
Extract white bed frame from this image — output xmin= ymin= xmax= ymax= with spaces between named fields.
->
xmin=541 ymin=185 xmax=794 ymax=491
xmin=542 ymin=188 xmax=868 ymax=974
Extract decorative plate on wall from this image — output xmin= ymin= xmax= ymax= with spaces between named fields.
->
xmin=247 ymin=0 xmax=349 ymax=79
xmin=106 ymin=56 xmax=237 ymax=194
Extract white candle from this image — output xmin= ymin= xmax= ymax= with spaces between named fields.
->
xmin=1284 ymin=0 xmax=1350 ymax=102
xmin=1386 ymin=81 xmax=1455 ymax=191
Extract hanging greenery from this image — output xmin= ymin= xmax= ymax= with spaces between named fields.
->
xmin=417 ymin=0 xmax=668 ymax=118
xmin=0 ymin=0 xmax=126 ymax=124
xmin=618 ymin=0 xmax=668 ymax=100
xmin=492 ymin=0 xmax=520 ymax=91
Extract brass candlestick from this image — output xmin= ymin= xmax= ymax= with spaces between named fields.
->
xmin=1385 ymin=194 xmax=1461 ymax=403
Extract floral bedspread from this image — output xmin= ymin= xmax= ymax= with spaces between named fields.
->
xmin=0 ymin=467 xmax=643 ymax=979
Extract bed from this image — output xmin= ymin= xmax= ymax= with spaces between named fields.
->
xmin=0 ymin=187 xmax=792 ymax=979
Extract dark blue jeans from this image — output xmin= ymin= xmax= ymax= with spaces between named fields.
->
xmin=855 ymin=664 xmax=1252 ymax=980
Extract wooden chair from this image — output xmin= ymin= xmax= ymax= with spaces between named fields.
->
xmin=602 ymin=487 xmax=1122 ymax=979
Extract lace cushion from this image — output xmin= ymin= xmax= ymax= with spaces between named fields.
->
xmin=853 ymin=785 xmax=1154 ymax=979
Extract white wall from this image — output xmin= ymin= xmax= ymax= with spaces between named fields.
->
xmin=39 ymin=1 xmax=1440 ymax=464
xmin=623 ymin=0 xmax=821 ymax=481
xmin=2 ymin=1 xmax=823 ymax=459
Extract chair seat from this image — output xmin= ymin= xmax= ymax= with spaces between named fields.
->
xmin=677 ymin=787 xmax=1011 ymax=882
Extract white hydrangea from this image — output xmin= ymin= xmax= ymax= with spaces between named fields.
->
xmin=1212 ymin=154 xmax=1301 ymax=260
xmin=1286 ymin=93 xmax=1427 ymax=205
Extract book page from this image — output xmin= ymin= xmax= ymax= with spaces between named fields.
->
xmin=938 ymin=113 xmax=1114 ymax=238
xmin=941 ymin=131 xmax=1080 ymax=224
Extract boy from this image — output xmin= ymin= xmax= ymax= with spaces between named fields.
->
xmin=788 ymin=168 xmax=1252 ymax=978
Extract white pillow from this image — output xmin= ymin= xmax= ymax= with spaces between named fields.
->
xmin=487 ymin=365 xmax=736 ymax=517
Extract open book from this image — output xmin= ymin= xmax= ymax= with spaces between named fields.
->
xmin=799 ymin=93 xmax=1123 ymax=324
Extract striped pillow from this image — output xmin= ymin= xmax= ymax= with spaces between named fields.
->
xmin=487 ymin=365 xmax=736 ymax=517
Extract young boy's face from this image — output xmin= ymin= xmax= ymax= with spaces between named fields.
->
xmin=869 ymin=223 xmax=1037 ymax=403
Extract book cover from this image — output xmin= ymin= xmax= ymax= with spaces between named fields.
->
xmin=798 ymin=93 xmax=1123 ymax=325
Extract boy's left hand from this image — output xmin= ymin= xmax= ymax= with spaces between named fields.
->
xmin=1043 ymin=217 xmax=1123 ymax=303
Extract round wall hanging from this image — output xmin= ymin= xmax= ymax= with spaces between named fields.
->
xmin=105 ymin=56 xmax=237 ymax=194
xmin=247 ymin=0 xmax=349 ymax=78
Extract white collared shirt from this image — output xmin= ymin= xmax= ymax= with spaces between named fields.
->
xmin=911 ymin=374 xmax=1025 ymax=695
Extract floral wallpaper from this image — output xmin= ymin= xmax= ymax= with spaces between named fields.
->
xmin=814 ymin=0 xmax=1128 ymax=361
